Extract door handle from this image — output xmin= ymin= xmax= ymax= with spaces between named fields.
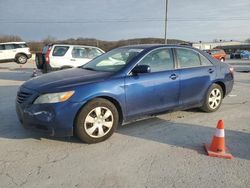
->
xmin=70 ymin=59 xmax=76 ymax=61
xmin=170 ymin=74 xmax=178 ymax=80
xmin=208 ymin=68 xmax=214 ymax=74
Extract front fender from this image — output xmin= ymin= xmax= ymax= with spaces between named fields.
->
xmin=69 ymin=78 xmax=127 ymax=119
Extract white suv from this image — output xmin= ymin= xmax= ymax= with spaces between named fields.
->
xmin=0 ymin=42 xmax=32 ymax=64
xmin=36 ymin=44 xmax=105 ymax=72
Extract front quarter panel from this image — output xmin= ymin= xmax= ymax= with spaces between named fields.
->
xmin=69 ymin=77 xmax=126 ymax=118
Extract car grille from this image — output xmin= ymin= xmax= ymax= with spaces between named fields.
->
xmin=17 ymin=91 xmax=33 ymax=104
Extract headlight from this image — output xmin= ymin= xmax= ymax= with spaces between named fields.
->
xmin=34 ymin=91 xmax=75 ymax=104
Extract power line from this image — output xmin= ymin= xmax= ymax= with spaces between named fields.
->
xmin=0 ymin=17 xmax=249 ymax=24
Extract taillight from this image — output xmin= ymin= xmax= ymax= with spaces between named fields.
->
xmin=229 ymin=66 xmax=234 ymax=74
xmin=45 ymin=47 xmax=51 ymax=64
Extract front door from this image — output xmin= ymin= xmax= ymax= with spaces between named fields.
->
xmin=71 ymin=47 xmax=91 ymax=67
xmin=125 ymin=48 xmax=180 ymax=118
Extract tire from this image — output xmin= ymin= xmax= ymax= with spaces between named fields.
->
xmin=16 ymin=54 xmax=27 ymax=64
xmin=35 ymin=53 xmax=44 ymax=69
xmin=201 ymin=84 xmax=223 ymax=112
xmin=75 ymin=98 xmax=119 ymax=143
xmin=41 ymin=64 xmax=48 ymax=73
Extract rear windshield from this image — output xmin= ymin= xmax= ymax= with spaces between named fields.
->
xmin=52 ymin=46 xmax=69 ymax=56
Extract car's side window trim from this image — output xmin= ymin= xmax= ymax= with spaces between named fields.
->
xmin=127 ymin=47 xmax=175 ymax=75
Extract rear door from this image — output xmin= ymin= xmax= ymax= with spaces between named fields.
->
xmin=125 ymin=48 xmax=180 ymax=118
xmin=49 ymin=45 xmax=70 ymax=68
xmin=4 ymin=44 xmax=16 ymax=59
xmin=175 ymin=48 xmax=216 ymax=107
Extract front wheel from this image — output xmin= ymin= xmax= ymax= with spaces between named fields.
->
xmin=75 ymin=98 xmax=119 ymax=143
xmin=16 ymin=54 xmax=27 ymax=64
xmin=201 ymin=84 xmax=223 ymax=112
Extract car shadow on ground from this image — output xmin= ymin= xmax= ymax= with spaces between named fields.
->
xmin=117 ymin=117 xmax=250 ymax=160
xmin=1 ymin=115 xmax=249 ymax=160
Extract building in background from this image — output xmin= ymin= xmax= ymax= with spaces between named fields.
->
xmin=192 ymin=41 xmax=244 ymax=50
xmin=192 ymin=41 xmax=250 ymax=54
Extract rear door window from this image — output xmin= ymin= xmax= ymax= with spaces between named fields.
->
xmin=71 ymin=47 xmax=88 ymax=58
xmin=176 ymin=48 xmax=201 ymax=68
xmin=52 ymin=46 xmax=69 ymax=56
xmin=0 ymin=45 xmax=4 ymax=50
xmin=199 ymin=54 xmax=212 ymax=66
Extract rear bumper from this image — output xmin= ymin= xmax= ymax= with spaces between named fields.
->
xmin=224 ymin=73 xmax=234 ymax=96
xmin=16 ymin=100 xmax=85 ymax=137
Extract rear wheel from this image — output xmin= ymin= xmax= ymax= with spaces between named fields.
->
xmin=16 ymin=54 xmax=27 ymax=64
xmin=75 ymin=98 xmax=119 ymax=143
xmin=41 ymin=64 xmax=48 ymax=73
xmin=201 ymin=84 xmax=223 ymax=112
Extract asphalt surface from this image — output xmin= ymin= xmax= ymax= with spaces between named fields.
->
xmin=226 ymin=59 xmax=250 ymax=72
xmin=0 ymin=60 xmax=249 ymax=188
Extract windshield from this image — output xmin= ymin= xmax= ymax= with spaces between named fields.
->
xmin=82 ymin=48 xmax=143 ymax=72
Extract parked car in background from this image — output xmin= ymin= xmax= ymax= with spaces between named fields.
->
xmin=230 ymin=50 xmax=242 ymax=59
xmin=204 ymin=49 xmax=226 ymax=62
xmin=16 ymin=45 xmax=234 ymax=143
xmin=35 ymin=44 xmax=105 ymax=73
xmin=0 ymin=42 xmax=32 ymax=64
xmin=240 ymin=50 xmax=250 ymax=59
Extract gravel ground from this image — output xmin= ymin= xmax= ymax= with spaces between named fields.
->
xmin=0 ymin=61 xmax=249 ymax=188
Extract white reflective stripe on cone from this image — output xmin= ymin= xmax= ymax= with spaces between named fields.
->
xmin=215 ymin=129 xmax=225 ymax=137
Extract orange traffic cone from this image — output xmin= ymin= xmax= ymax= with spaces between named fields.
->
xmin=204 ymin=120 xmax=233 ymax=159
xmin=31 ymin=68 xmax=37 ymax=77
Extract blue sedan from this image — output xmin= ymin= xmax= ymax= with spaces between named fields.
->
xmin=16 ymin=45 xmax=234 ymax=143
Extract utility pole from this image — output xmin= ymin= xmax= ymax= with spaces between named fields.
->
xmin=164 ymin=0 xmax=168 ymax=44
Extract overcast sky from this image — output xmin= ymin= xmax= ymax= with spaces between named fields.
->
xmin=0 ymin=0 xmax=249 ymax=42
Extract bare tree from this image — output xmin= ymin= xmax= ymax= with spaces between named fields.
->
xmin=0 ymin=35 xmax=23 ymax=43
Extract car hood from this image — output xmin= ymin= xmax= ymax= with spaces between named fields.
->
xmin=22 ymin=68 xmax=113 ymax=92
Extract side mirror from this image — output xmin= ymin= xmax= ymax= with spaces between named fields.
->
xmin=132 ymin=65 xmax=151 ymax=74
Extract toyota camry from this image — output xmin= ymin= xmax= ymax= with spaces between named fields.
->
xmin=16 ymin=45 xmax=234 ymax=143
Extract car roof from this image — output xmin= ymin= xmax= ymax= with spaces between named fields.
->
xmin=50 ymin=44 xmax=105 ymax=52
xmin=0 ymin=42 xmax=27 ymax=45
xmin=52 ymin=44 xmax=101 ymax=49
xmin=119 ymin=44 xmax=199 ymax=51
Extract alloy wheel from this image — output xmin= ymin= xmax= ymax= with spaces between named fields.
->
xmin=84 ymin=107 xmax=113 ymax=138
xmin=18 ymin=56 xmax=27 ymax=64
xmin=208 ymin=88 xmax=222 ymax=109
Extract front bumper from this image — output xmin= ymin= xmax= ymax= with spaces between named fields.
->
xmin=16 ymin=88 xmax=85 ymax=137
xmin=27 ymin=54 xmax=32 ymax=59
